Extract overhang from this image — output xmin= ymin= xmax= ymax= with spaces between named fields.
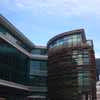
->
xmin=0 ymin=33 xmax=48 ymax=60
xmin=0 ymin=14 xmax=34 ymax=49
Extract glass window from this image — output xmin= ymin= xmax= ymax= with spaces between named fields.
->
xmin=57 ymin=39 xmax=64 ymax=46
xmin=49 ymin=44 xmax=53 ymax=48
xmin=77 ymin=34 xmax=82 ymax=39
xmin=29 ymin=75 xmax=47 ymax=86
xmin=78 ymin=57 xmax=83 ymax=65
xmin=77 ymin=38 xmax=81 ymax=42
xmin=68 ymin=35 xmax=73 ymax=39
xmin=83 ymin=58 xmax=89 ymax=64
xmin=67 ymin=38 xmax=73 ymax=47
xmin=31 ymin=49 xmax=41 ymax=54
xmin=30 ymin=60 xmax=47 ymax=75
xmin=83 ymin=50 xmax=88 ymax=54
xmin=0 ymin=25 xmax=9 ymax=33
xmin=83 ymin=54 xmax=88 ymax=57
xmin=41 ymin=49 xmax=47 ymax=55
xmin=64 ymin=36 xmax=68 ymax=41
xmin=78 ymin=54 xmax=83 ymax=58
xmin=30 ymin=61 xmax=40 ymax=74
xmin=49 ymin=33 xmax=82 ymax=48
xmin=72 ymin=35 xmax=77 ymax=40
xmin=52 ymin=41 xmax=57 ymax=47
xmin=73 ymin=38 xmax=77 ymax=43
xmin=0 ymin=39 xmax=29 ymax=84
xmin=31 ymin=48 xmax=47 ymax=55
xmin=73 ymin=50 xmax=78 ymax=55
xmin=78 ymin=71 xmax=90 ymax=87
xmin=72 ymin=50 xmax=89 ymax=65
xmin=40 ymin=61 xmax=47 ymax=71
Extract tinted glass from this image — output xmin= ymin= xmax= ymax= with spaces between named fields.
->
xmin=31 ymin=48 xmax=47 ymax=55
xmin=49 ymin=33 xmax=82 ymax=48
xmin=0 ymin=25 xmax=9 ymax=33
xmin=0 ymin=38 xmax=29 ymax=84
xmin=29 ymin=60 xmax=47 ymax=87
xmin=72 ymin=50 xmax=89 ymax=65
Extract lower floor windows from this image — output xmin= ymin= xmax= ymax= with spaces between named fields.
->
xmin=29 ymin=75 xmax=47 ymax=87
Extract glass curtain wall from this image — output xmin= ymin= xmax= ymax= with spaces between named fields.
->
xmin=0 ymin=24 xmax=32 ymax=52
xmin=0 ymin=38 xmax=29 ymax=84
xmin=29 ymin=60 xmax=47 ymax=87
xmin=31 ymin=48 xmax=47 ymax=55
xmin=0 ymin=24 xmax=10 ymax=34
xmin=49 ymin=34 xmax=82 ymax=48
xmin=72 ymin=50 xmax=89 ymax=65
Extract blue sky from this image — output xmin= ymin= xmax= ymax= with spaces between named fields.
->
xmin=0 ymin=0 xmax=100 ymax=58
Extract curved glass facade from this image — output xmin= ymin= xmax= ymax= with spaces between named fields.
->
xmin=48 ymin=33 xmax=82 ymax=48
xmin=72 ymin=50 xmax=89 ymax=65
xmin=48 ymin=30 xmax=96 ymax=100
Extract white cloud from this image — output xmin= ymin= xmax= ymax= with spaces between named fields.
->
xmin=1 ymin=0 xmax=100 ymax=16
xmin=0 ymin=0 xmax=100 ymax=57
xmin=95 ymin=52 xmax=100 ymax=58
xmin=16 ymin=3 xmax=25 ymax=8
xmin=14 ymin=0 xmax=100 ymax=16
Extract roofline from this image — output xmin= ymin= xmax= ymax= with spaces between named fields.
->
xmin=0 ymin=14 xmax=34 ymax=49
xmin=47 ymin=29 xmax=86 ymax=46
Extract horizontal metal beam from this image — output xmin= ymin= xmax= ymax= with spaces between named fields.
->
xmin=0 ymin=79 xmax=32 ymax=91
xmin=28 ymin=86 xmax=47 ymax=92
xmin=0 ymin=33 xmax=48 ymax=60
xmin=0 ymin=15 xmax=34 ymax=49
xmin=27 ymin=95 xmax=46 ymax=99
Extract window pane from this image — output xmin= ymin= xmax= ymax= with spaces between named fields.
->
xmin=30 ymin=61 xmax=40 ymax=73
xmin=83 ymin=58 xmax=89 ymax=64
xmin=31 ymin=49 xmax=41 ymax=54
xmin=72 ymin=35 xmax=77 ymax=39
xmin=40 ymin=61 xmax=47 ymax=70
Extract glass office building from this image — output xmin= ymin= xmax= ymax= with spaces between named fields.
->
xmin=28 ymin=47 xmax=48 ymax=100
xmin=0 ymin=15 xmax=48 ymax=100
xmin=47 ymin=29 xmax=96 ymax=100
xmin=0 ymin=15 xmax=96 ymax=100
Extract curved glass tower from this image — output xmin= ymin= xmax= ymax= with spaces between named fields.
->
xmin=47 ymin=29 xmax=96 ymax=100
